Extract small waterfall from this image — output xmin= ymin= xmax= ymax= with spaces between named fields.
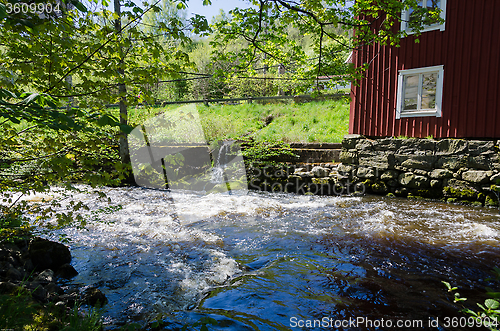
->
xmin=211 ymin=141 xmax=231 ymax=184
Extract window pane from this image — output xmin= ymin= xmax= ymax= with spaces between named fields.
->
xmin=409 ymin=1 xmax=424 ymax=24
xmin=404 ymin=74 xmax=419 ymax=110
xmin=421 ymin=72 xmax=437 ymax=110
xmin=427 ymin=0 xmax=440 ymax=10
xmin=426 ymin=0 xmax=441 ymax=24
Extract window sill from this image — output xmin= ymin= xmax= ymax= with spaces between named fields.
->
xmin=399 ymin=110 xmax=441 ymax=118
xmin=403 ymin=23 xmax=446 ymax=36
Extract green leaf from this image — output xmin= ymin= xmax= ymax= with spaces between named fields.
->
xmin=72 ymin=0 xmax=88 ymax=12
xmin=485 ymin=299 xmax=499 ymax=310
xmin=0 ymin=3 xmax=7 ymax=20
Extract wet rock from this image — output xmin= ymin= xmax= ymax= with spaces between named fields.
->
xmin=29 ymin=238 xmax=71 ymax=271
xmin=34 ymin=269 xmax=55 ymax=284
xmin=82 ymin=287 xmax=108 ymax=306
xmin=56 ymin=263 xmax=78 ymax=279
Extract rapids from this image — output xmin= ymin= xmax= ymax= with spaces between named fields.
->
xmin=30 ymin=187 xmax=500 ymax=330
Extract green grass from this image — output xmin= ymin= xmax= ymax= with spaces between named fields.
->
xmin=126 ymin=98 xmax=350 ymax=143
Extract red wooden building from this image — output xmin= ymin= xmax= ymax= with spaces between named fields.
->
xmin=349 ymin=0 xmax=500 ymax=138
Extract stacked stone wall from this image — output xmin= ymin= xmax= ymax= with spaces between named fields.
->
xmin=338 ymin=134 xmax=500 ymax=206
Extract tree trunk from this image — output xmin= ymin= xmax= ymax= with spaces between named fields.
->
xmin=114 ymin=0 xmax=130 ymax=165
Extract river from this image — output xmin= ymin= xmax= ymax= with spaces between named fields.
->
xmin=39 ymin=187 xmax=500 ymax=330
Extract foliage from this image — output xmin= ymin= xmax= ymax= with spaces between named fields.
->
xmin=0 ymin=286 xmax=103 ymax=331
xmin=443 ymin=268 xmax=500 ymax=330
xmin=208 ymin=0 xmax=444 ymax=94
xmin=239 ymin=137 xmax=298 ymax=166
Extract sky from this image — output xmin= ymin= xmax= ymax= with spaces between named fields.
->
xmin=183 ymin=0 xmax=252 ymax=21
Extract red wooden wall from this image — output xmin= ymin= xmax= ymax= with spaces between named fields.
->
xmin=349 ymin=0 xmax=500 ymax=138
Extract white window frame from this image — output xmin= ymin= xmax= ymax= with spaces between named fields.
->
xmin=401 ymin=0 xmax=446 ymax=34
xmin=396 ymin=65 xmax=444 ymax=119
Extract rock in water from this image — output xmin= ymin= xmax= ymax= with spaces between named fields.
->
xmin=56 ymin=263 xmax=78 ymax=279
xmin=28 ymin=238 xmax=71 ymax=271
xmin=82 ymin=287 xmax=108 ymax=306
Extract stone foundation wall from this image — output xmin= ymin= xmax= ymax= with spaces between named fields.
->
xmin=338 ymin=134 xmax=500 ymax=206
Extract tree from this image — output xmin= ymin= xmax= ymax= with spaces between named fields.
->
xmin=0 ymin=0 xmax=212 ymax=234
xmin=209 ymin=0 xmax=444 ymax=92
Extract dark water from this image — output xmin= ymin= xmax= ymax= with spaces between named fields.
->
xmin=41 ymin=188 xmax=500 ymax=330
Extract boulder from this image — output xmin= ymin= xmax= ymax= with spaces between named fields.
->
xmin=397 ymin=138 xmax=435 ymax=155
xmin=355 ymin=139 xmax=374 ymax=151
xmin=56 ymin=263 xmax=78 ymax=279
xmin=28 ymin=238 xmax=71 ymax=271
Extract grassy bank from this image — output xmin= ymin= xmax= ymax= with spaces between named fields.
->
xmin=126 ymin=97 xmax=350 ymax=143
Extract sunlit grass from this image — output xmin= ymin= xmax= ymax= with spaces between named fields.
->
xmin=128 ymin=97 xmax=350 ymax=143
